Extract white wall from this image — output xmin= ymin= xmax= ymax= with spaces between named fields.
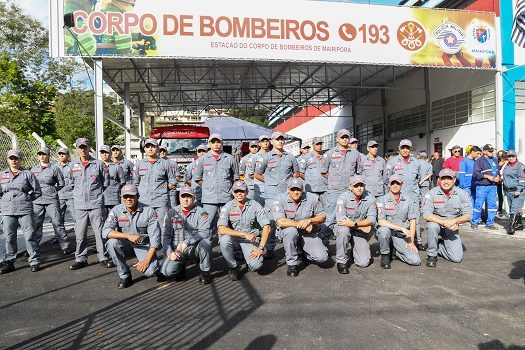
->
xmin=284 ymin=106 xmax=353 ymax=140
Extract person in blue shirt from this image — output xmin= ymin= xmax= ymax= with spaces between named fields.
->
xmin=471 ymin=144 xmax=500 ymax=229
xmin=458 ymin=146 xmax=481 ymax=206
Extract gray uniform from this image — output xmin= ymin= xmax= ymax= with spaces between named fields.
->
xmin=217 ymin=199 xmax=270 ymax=271
xmin=160 ymin=205 xmax=211 ymax=277
xmin=320 ymin=147 xmax=363 ymax=229
xmin=422 ymin=186 xmax=472 ymax=262
xmin=0 ymin=169 xmax=42 ymax=266
xmin=103 ymin=162 xmax=126 ymax=208
xmin=239 ymin=152 xmax=258 ymax=199
xmin=272 ymin=192 xmax=328 ymax=266
xmin=164 ymin=158 xmax=180 ymax=208
xmin=58 ymin=161 xmax=75 ymax=225
xmin=31 ymin=164 xmax=69 ymax=250
xmin=418 ymin=160 xmax=433 ymax=199
xmin=133 ymin=157 xmax=176 ymax=248
xmin=252 ymin=151 xmax=267 ymax=205
xmin=385 ymin=155 xmax=422 ymax=243
xmin=376 ymin=193 xmax=421 ymax=265
xmin=71 ymin=158 xmax=110 ymax=263
xmin=185 ymin=160 xmax=202 ymax=205
xmin=362 ymin=155 xmax=387 ymax=197
xmin=334 ymin=190 xmax=377 ymax=267
xmin=102 ymin=203 xmax=160 ymax=279
xmin=114 ymin=158 xmax=134 ymax=184
xmin=502 ymin=161 xmax=525 ymax=214
xmin=194 ymin=151 xmax=239 ymax=234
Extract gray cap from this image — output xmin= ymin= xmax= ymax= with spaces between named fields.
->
xmin=349 ymin=137 xmax=358 ymax=144
xmin=144 ymin=138 xmax=158 ymax=147
xmin=57 ymin=147 xmax=69 ymax=154
xmin=209 ymin=133 xmax=223 ymax=142
xmin=179 ymin=185 xmax=195 ymax=196
xmin=249 ymin=140 xmax=259 ymax=147
xmin=419 ymin=151 xmax=428 ymax=158
xmin=287 ymin=177 xmax=304 ymax=189
xmin=349 ymin=174 xmax=365 ymax=186
xmin=197 ymin=144 xmax=207 ymax=151
xmin=271 ymin=131 xmax=284 ymax=140
xmin=389 ymin=174 xmax=404 ymax=184
xmin=7 ymin=149 xmax=21 ymax=158
xmin=336 ymin=129 xmax=351 ymax=137
xmin=159 ymin=145 xmax=168 ymax=151
xmin=312 ymin=137 xmax=323 ymax=144
xmin=439 ymin=168 xmax=456 ymax=178
xmin=37 ymin=147 xmax=50 ymax=155
xmin=301 ymin=144 xmax=311 ymax=149
xmin=231 ymin=180 xmax=248 ymax=192
xmin=111 ymin=145 xmax=122 ymax=151
xmin=75 ymin=138 xmax=89 ymax=147
xmin=367 ymin=140 xmax=379 ymax=148
xmin=399 ymin=139 xmax=413 ymax=148
xmin=99 ymin=145 xmax=111 ymax=153
xmin=121 ymin=184 xmax=138 ymax=196
xmin=507 ymin=150 xmax=517 ymax=156
xmin=258 ymin=134 xmax=270 ymax=141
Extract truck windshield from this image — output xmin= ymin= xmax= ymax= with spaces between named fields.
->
xmin=161 ymin=139 xmax=208 ymax=156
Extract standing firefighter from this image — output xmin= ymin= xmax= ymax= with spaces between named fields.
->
xmin=502 ymin=150 xmax=525 ymax=234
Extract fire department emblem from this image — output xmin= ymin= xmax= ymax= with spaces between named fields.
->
xmin=397 ymin=21 xmax=426 ymax=52
xmin=433 ymin=22 xmax=466 ymax=55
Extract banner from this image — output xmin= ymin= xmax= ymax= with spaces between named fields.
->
xmin=61 ymin=0 xmax=497 ymax=69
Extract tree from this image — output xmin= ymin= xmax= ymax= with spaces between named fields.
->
xmin=55 ymin=89 xmax=124 ymax=148
xmin=229 ymin=107 xmax=270 ymax=127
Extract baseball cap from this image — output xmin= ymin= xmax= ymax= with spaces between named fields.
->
xmin=121 ymin=184 xmax=138 ymax=196
xmin=258 ymin=134 xmax=270 ymax=141
xmin=439 ymin=168 xmax=456 ymax=178
xmin=389 ymin=174 xmax=404 ymax=184
xmin=57 ymin=147 xmax=69 ymax=154
xmin=336 ymin=129 xmax=351 ymax=138
xmin=367 ymin=140 xmax=379 ymax=148
xmin=287 ymin=177 xmax=304 ymax=190
xmin=399 ymin=139 xmax=412 ymax=148
xmin=451 ymin=145 xmax=461 ymax=150
xmin=111 ymin=145 xmax=122 ymax=151
xmin=249 ymin=140 xmax=259 ymax=147
xmin=419 ymin=151 xmax=428 ymax=158
xmin=159 ymin=145 xmax=168 ymax=151
xmin=37 ymin=147 xmax=50 ymax=155
xmin=349 ymin=175 xmax=365 ymax=186
xmin=197 ymin=144 xmax=207 ymax=151
xmin=7 ymin=149 xmax=21 ymax=158
xmin=208 ymin=133 xmax=223 ymax=142
xmin=99 ymin=145 xmax=111 ymax=153
xmin=231 ymin=180 xmax=248 ymax=192
xmin=144 ymin=138 xmax=158 ymax=147
xmin=75 ymin=138 xmax=89 ymax=147
xmin=301 ymin=144 xmax=311 ymax=149
xmin=349 ymin=137 xmax=358 ymax=144
xmin=312 ymin=137 xmax=323 ymax=144
xmin=483 ymin=144 xmax=495 ymax=151
xmin=179 ymin=185 xmax=195 ymax=196
xmin=271 ymin=131 xmax=284 ymax=140
xmin=507 ymin=150 xmax=517 ymax=157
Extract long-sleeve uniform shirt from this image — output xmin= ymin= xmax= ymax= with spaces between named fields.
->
xmin=362 ymin=155 xmax=386 ymax=197
xmin=385 ymin=155 xmax=421 ymax=198
xmin=70 ymin=158 xmax=109 ymax=210
xmin=458 ymin=157 xmax=476 ymax=190
xmin=184 ymin=159 xmax=202 ymax=202
xmin=103 ymin=162 xmax=126 ymax=207
xmin=102 ymin=203 xmax=161 ymax=249
xmin=239 ymin=152 xmax=258 ymax=192
xmin=194 ymin=151 xmax=239 ymax=204
xmin=473 ymin=156 xmax=498 ymax=186
xmin=272 ymin=192 xmax=325 ymax=232
xmin=422 ymin=186 xmax=472 ymax=220
xmin=58 ymin=162 xmax=74 ymax=200
xmin=31 ymin=164 xmax=64 ymax=205
xmin=299 ymin=153 xmax=328 ymax=193
xmin=376 ymin=192 xmax=418 ymax=229
xmin=162 ymin=205 xmax=211 ymax=250
xmin=217 ymin=199 xmax=270 ymax=236
xmin=0 ymin=169 xmax=42 ymax=216
xmin=133 ymin=158 xmax=177 ymax=208
xmin=335 ymin=190 xmax=377 ymax=225
xmin=114 ymin=158 xmax=134 ymax=184
xmin=254 ymin=150 xmax=299 ymax=199
xmin=502 ymin=161 xmax=525 ymax=192
xmin=320 ymin=147 xmax=363 ymax=191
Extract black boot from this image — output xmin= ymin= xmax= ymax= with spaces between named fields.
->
xmin=380 ymin=254 xmax=391 ymax=269
xmin=515 ymin=213 xmax=524 ymax=231
xmin=507 ymin=214 xmax=516 ymax=235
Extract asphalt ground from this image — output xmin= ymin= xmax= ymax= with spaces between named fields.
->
xmin=0 ymin=222 xmax=524 ymax=350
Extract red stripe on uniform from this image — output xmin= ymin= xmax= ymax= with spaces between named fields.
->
xmin=284 ymin=210 xmax=295 ymax=213
xmin=229 ymin=213 xmax=240 ymax=217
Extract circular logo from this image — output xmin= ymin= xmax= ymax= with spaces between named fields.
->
xmin=433 ymin=22 xmax=466 ymax=55
xmin=338 ymin=23 xmax=357 ymax=42
xmin=397 ymin=21 xmax=426 ymax=52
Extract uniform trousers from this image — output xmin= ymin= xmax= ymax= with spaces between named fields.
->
xmin=106 ymin=239 xmax=159 ymax=279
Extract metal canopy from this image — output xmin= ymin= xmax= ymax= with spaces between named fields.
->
xmin=96 ymin=58 xmax=420 ymax=116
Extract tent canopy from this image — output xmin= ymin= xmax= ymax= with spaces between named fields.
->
xmin=203 ymin=116 xmax=299 ymax=142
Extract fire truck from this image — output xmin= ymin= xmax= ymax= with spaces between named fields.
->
xmin=148 ymin=124 xmax=211 ymax=175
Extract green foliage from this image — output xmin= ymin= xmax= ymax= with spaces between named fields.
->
xmin=229 ymin=107 xmax=270 ymax=127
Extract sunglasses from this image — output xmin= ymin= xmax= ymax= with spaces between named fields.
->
xmin=8 ymin=156 xmax=19 ymax=161
xmin=400 ymin=146 xmax=411 ymax=150
xmin=453 ymin=149 xmax=460 ymax=153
